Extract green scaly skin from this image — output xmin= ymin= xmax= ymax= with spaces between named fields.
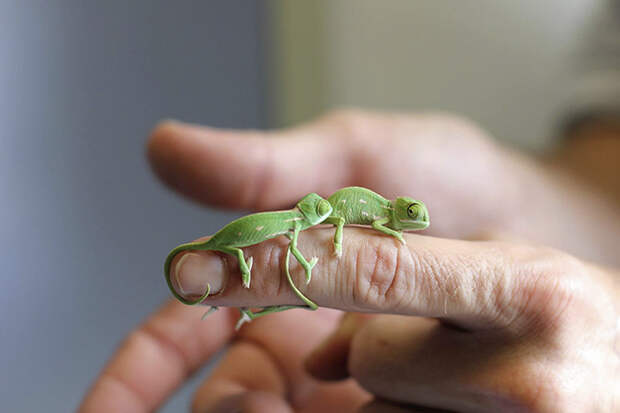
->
xmin=164 ymin=193 xmax=332 ymax=312
xmin=233 ymin=187 xmax=431 ymax=326
xmin=164 ymin=187 xmax=430 ymax=328
xmin=324 ymin=187 xmax=430 ymax=257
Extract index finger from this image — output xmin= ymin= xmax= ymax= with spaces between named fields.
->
xmin=146 ymin=118 xmax=353 ymax=211
xmin=78 ymin=301 xmax=236 ymax=413
xmin=169 ymin=227 xmax=581 ymax=332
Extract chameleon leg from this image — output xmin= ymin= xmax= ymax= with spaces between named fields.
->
xmin=289 ymin=227 xmax=318 ymax=284
xmin=372 ymin=217 xmax=406 ymax=245
xmin=236 ymin=242 xmax=318 ymax=329
xmin=235 ymin=305 xmax=311 ymax=329
xmin=323 ymin=216 xmax=345 ymax=257
xmin=237 ymin=240 xmax=319 ymax=329
xmin=220 ymin=246 xmax=252 ymax=288
xmin=233 ymin=226 xmax=321 ymax=328
xmin=201 ymin=306 xmax=219 ymax=320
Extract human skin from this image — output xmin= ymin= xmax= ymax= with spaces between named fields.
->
xmin=79 ymin=110 xmax=619 ymax=412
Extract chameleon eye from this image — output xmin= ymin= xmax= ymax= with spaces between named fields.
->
xmin=317 ymin=199 xmax=331 ymax=217
xmin=407 ymin=203 xmax=420 ymax=219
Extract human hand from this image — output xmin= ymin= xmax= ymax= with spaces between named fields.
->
xmin=79 ymin=233 xmax=619 ymax=412
xmin=78 ymin=111 xmax=619 ymax=412
xmin=146 ymin=110 xmax=620 ymax=265
xmin=146 ymin=110 xmax=509 ymax=239
xmin=303 ymin=237 xmax=619 ymax=412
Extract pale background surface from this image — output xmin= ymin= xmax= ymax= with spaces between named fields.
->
xmin=270 ymin=0 xmax=605 ymax=151
xmin=0 ymin=1 xmax=263 ymax=411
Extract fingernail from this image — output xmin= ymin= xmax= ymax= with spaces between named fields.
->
xmin=173 ymin=252 xmax=227 ymax=298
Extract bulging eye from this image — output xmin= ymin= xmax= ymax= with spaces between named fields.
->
xmin=407 ymin=203 xmax=421 ymax=219
xmin=317 ymin=199 xmax=331 ymax=216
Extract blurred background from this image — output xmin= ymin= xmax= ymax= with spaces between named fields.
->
xmin=0 ymin=0 xmax=610 ymax=411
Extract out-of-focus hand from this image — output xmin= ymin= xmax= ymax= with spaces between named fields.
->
xmin=78 ymin=110 xmax=619 ymax=412
xmin=147 ymin=110 xmax=620 ymax=265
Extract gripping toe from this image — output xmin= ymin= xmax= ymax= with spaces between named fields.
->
xmin=309 ymin=256 xmax=318 ymax=268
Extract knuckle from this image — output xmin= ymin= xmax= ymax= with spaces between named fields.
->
xmin=477 ymin=362 xmax=575 ymax=412
xmin=130 ymin=323 xmax=192 ymax=374
xmin=486 ymin=319 xmax=615 ymax=411
xmin=320 ymin=108 xmax=380 ymax=142
xmin=351 ymin=241 xmax=413 ymax=311
xmin=504 ymin=245 xmax=590 ymax=333
xmin=259 ymin=241 xmax=288 ymax=297
xmin=236 ymin=240 xmax=287 ymax=298
xmin=411 ymin=112 xmax=496 ymax=153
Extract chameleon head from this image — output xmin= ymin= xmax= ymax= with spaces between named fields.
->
xmin=297 ymin=193 xmax=333 ymax=225
xmin=391 ymin=197 xmax=430 ymax=230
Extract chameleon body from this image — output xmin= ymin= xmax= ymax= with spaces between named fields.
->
xmin=164 ymin=187 xmax=429 ymax=327
xmin=234 ymin=187 xmax=430 ymax=326
xmin=324 ymin=187 xmax=430 ymax=257
xmin=164 ymin=193 xmax=332 ymax=306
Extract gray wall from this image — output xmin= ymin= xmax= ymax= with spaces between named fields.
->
xmin=272 ymin=0 xmax=602 ymax=151
xmin=0 ymin=2 xmax=264 ymax=411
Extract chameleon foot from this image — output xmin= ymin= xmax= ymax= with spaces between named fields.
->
xmin=236 ymin=309 xmax=253 ymax=330
xmin=309 ymin=256 xmax=318 ymax=267
xmin=235 ymin=305 xmax=314 ymax=330
xmin=333 ymin=244 xmax=342 ymax=258
xmin=304 ymin=257 xmax=319 ymax=284
xmin=241 ymin=256 xmax=253 ymax=288
xmin=201 ymin=306 xmax=219 ymax=320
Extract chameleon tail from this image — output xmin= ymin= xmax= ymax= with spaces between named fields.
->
xmin=164 ymin=240 xmax=215 ymax=305
xmin=212 ymin=245 xmax=318 ymax=329
xmin=284 ymin=245 xmax=318 ymax=309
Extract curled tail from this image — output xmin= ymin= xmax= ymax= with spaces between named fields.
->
xmin=164 ymin=240 xmax=214 ymax=305
xmin=284 ymin=244 xmax=318 ymax=310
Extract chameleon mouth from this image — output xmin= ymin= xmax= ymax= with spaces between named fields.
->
xmin=399 ymin=219 xmax=429 ymax=227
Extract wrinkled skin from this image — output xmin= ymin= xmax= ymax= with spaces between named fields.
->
xmin=79 ymin=110 xmax=619 ymax=412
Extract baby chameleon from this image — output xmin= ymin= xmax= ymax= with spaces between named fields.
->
xmin=216 ymin=187 xmax=431 ymax=326
xmin=164 ymin=193 xmax=333 ymax=306
xmin=324 ymin=186 xmax=430 ymax=257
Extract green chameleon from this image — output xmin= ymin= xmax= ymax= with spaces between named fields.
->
xmin=324 ymin=186 xmax=430 ymax=257
xmin=164 ymin=192 xmax=333 ymax=309
xmin=164 ymin=187 xmax=429 ymax=327
xmin=234 ymin=187 xmax=430 ymax=327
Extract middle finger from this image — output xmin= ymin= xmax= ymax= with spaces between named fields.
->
xmin=192 ymin=308 xmax=370 ymax=413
